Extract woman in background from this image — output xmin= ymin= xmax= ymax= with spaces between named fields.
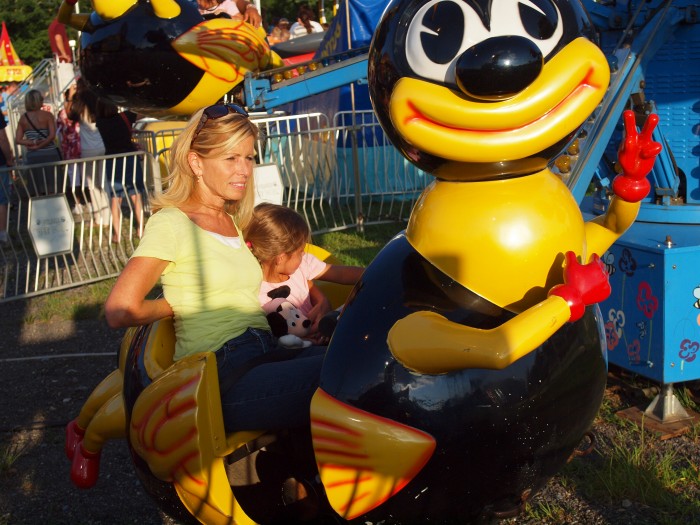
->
xmin=267 ymin=17 xmax=291 ymax=45
xmin=69 ymin=78 xmax=109 ymax=224
xmin=15 ymin=89 xmax=61 ymax=195
xmin=94 ymin=99 xmax=144 ymax=242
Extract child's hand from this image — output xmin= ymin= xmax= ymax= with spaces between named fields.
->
xmin=307 ymin=330 xmax=330 ymax=345
xmin=307 ymin=295 xmax=332 ymax=330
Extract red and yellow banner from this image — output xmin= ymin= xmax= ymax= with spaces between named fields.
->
xmin=0 ymin=21 xmax=32 ymax=82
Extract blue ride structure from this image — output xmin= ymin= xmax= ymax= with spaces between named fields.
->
xmin=248 ymin=0 xmax=700 ymax=426
xmin=567 ymin=0 xmax=700 ymax=423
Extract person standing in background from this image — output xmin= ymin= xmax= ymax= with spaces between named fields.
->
xmin=196 ymin=0 xmax=262 ymax=27
xmin=0 ymin=111 xmax=15 ymax=244
xmin=14 ymin=90 xmax=62 ymax=195
xmin=48 ymin=17 xmax=72 ymax=63
xmin=288 ymin=4 xmax=324 ymax=39
xmin=94 ymin=99 xmax=144 ymax=243
xmin=0 ymin=86 xmax=7 ymax=120
xmin=69 ymin=79 xmax=110 ymax=225
xmin=56 ymin=84 xmax=84 ymax=214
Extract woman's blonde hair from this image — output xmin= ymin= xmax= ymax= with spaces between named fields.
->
xmin=24 ymin=89 xmax=44 ymax=112
xmin=150 ymin=106 xmax=261 ymax=229
xmin=244 ymin=203 xmax=310 ymax=264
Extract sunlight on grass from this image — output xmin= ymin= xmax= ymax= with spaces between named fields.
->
xmin=524 ymin=500 xmax=566 ymax=522
xmin=674 ymin=385 xmax=700 ymax=413
xmin=0 ymin=440 xmax=27 ymax=473
xmin=687 ymin=420 xmax=700 ymax=442
xmin=561 ymin=421 xmax=700 ymax=523
xmin=21 ymin=279 xmax=116 ymax=324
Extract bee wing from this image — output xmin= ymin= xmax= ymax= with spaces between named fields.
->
xmin=173 ymin=18 xmax=278 ymax=83
xmin=129 ymin=352 xmax=252 ymax=523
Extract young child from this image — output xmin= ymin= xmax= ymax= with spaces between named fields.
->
xmin=245 ymin=203 xmax=363 ymax=341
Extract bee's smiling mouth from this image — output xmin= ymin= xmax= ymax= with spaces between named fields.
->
xmin=390 ymin=38 xmax=610 ymax=164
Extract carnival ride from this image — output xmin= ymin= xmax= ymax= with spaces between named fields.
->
xmin=57 ymin=0 xmax=283 ymax=116
xmin=63 ymin=0 xmax=700 ymax=523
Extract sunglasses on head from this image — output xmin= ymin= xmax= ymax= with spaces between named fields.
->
xmin=190 ymin=103 xmax=249 ymax=147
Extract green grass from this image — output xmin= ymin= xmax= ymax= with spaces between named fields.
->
xmin=20 ymin=279 xmax=116 ymax=324
xmin=0 ymin=440 xmax=26 ymax=473
xmin=525 ymin=500 xmax=567 ymax=522
xmin=537 ymin=394 xmax=700 ymax=525
xmin=313 ymin=222 xmax=404 ymax=266
xmin=674 ymin=385 xmax=700 ymax=412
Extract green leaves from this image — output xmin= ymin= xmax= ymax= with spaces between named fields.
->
xmin=0 ymin=1 xmax=77 ymax=68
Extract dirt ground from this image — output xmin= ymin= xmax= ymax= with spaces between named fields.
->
xmin=0 ymin=300 xmax=699 ymax=525
xmin=0 ymin=303 xmax=168 ymax=525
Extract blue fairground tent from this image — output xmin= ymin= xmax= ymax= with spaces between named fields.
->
xmin=291 ymin=0 xmax=385 ymax=118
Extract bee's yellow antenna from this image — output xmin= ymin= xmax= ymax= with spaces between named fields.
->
xmin=151 ymin=0 xmax=182 ymax=19
xmin=91 ymin=0 xmax=139 ymax=21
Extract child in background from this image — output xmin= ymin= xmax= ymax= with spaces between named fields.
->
xmin=245 ymin=203 xmax=363 ymax=341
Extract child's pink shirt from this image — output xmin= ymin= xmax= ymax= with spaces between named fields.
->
xmin=259 ymin=252 xmax=327 ymax=315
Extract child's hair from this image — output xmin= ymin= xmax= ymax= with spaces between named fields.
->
xmin=245 ymin=203 xmax=310 ymax=264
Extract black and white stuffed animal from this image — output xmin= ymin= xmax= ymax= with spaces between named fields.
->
xmin=262 ymin=286 xmax=312 ymax=349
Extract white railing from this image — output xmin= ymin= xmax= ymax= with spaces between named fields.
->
xmin=0 ymin=151 xmax=156 ymax=301
xmin=0 ymin=114 xmax=428 ymax=302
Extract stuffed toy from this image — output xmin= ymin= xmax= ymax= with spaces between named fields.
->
xmin=263 ymin=297 xmax=312 ymax=349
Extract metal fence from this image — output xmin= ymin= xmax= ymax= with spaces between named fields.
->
xmin=0 ymin=152 xmax=156 ymax=301
xmin=0 ymin=112 xmax=428 ymax=302
xmin=5 ymin=58 xmax=79 ymax=156
xmin=257 ymin=110 xmax=427 ymax=232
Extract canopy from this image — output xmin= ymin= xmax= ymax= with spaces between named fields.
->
xmin=291 ymin=0 xmax=387 ymax=117
xmin=0 ymin=21 xmax=32 ymax=82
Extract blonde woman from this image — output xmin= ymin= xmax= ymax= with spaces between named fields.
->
xmin=15 ymin=89 xmax=62 ymax=194
xmin=105 ymin=103 xmax=325 ymax=434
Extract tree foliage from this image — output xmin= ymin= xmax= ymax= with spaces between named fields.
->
xmin=0 ymin=0 xmax=69 ymax=68
xmin=260 ymin=0 xmax=324 ymax=24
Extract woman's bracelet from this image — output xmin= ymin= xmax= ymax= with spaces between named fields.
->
xmin=245 ymin=3 xmax=256 ymax=10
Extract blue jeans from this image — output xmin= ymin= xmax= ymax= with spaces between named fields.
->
xmin=215 ymin=328 xmax=325 ymax=432
xmin=105 ymin=156 xmax=144 ymax=198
